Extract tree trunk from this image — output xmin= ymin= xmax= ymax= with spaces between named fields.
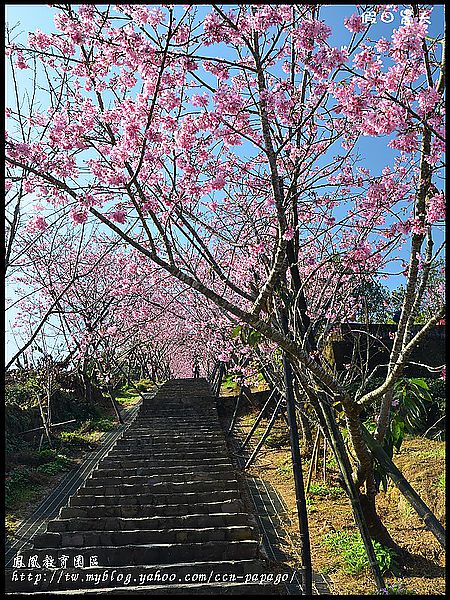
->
xmin=345 ymin=403 xmax=401 ymax=551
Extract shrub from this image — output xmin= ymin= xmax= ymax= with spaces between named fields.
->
xmin=5 ymin=465 xmax=34 ymax=505
xmin=36 ymin=454 xmax=71 ymax=475
xmin=90 ymin=418 xmax=116 ymax=431
xmin=37 ymin=449 xmax=58 ymax=462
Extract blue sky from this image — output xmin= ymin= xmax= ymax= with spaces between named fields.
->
xmin=5 ymin=4 xmax=446 ymax=362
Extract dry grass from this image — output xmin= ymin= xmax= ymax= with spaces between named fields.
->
xmin=238 ymin=407 xmax=445 ymax=595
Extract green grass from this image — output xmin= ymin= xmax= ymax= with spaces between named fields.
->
xmin=416 ymin=447 xmax=445 ymax=459
xmin=5 ymin=402 xmax=124 ymax=519
xmin=326 ymin=456 xmax=338 ymax=469
xmin=88 ymin=417 xmax=116 ymax=431
xmin=221 ymin=374 xmax=239 ymax=392
xmin=276 ymin=461 xmax=292 ymax=477
xmin=306 ymin=496 xmax=318 ymax=514
xmin=5 ymin=465 xmax=49 ymax=509
xmin=322 ymin=530 xmax=400 ymax=576
xmin=133 ymin=379 xmax=154 ymax=392
xmin=115 ymin=385 xmax=143 ymax=406
xmin=437 ymin=471 xmax=445 ymax=490
xmin=58 ymin=430 xmax=99 ymax=449
xmin=308 ymin=483 xmax=345 ymax=499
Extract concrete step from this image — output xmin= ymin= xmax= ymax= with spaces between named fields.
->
xmin=86 ymin=471 xmax=236 ymax=486
xmin=127 ymin=421 xmax=218 ymax=427
xmin=5 ymin=559 xmax=265 ymax=593
xmin=77 ymin=480 xmax=238 ymax=496
xmin=99 ymin=457 xmax=231 ymax=469
xmin=129 ymin=422 xmax=221 ymax=428
xmin=103 ymin=452 xmax=230 ymax=462
xmin=5 ymin=379 xmax=273 ymax=596
xmin=114 ymin=436 xmax=226 ymax=450
xmin=69 ymin=489 xmax=241 ymax=507
xmin=120 ymin=434 xmax=223 ymax=442
xmin=9 ymin=583 xmax=279 ymax=595
xmin=16 ymin=540 xmax=260 ymax=566
xmin=34 ymin=525 xmax=256 ymax=548
xmin=57 ymin=583 xmax=278 ymax=595
xmin=116 ymin=435 xmax=225 ymax=443
xmin=135 ymin=417 xmax=218 ymax=423
xmin=47 ymin=513 xmax=251 ymax=532
xmin=91 ymin=464 xmax=233 ymax=478
xmin=59 ymin=499 xmax=244 ymax=519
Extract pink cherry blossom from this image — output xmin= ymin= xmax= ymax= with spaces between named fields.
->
xmin=344 ymin=14 xmax=366 ymax=33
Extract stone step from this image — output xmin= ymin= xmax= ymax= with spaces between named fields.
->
xmin=99 ymin=457 xmax=231 ymax=469
xmin=117 ymin=433 xmax=224 ymax=442
xmin=120 ymin=434 xmax=223 ymax=442
xmin=16 ymin=540 xmax=260 ymax=566
xmin=128 ymin=423 xmax=219 ymax=429
xmin=5 ymin=560 xmax=264 ymax=593
xmin=5 ymin=379 xmax=273 ymax=596
xmin=34 ymin=525 xmax=256 ymax=548
xmin=113 ymin=441 xmax=227 ymax=450
xmin=139 ymin=401 xmax=215 ymax=408
xmin=136 ymin=417 xmax=217 ymax=422
xmin=104 ymin=448 xmax=229 ymax=458
xmin=59 ymin=583 xmax=278 ymax=595
xmin=91 ymin=464 xmax=233 ymax=478
xmin=8 ymin=583 xmax=278 ymax=595
xmin=86 ymin=471 xmax=236 ymax=486
xmin=69 ymin=489 xmax=240 ymax=507
xmin=59 ymin=499 xmax=243 ymax=519
xmin=107 ymin=449 xmax=228 ymax=458
xmin=77 ymin=480 xmax=238 ymax=496
xmin=47 ymin=513 xmax=250 ymax=532
xmin=125 ymin=428 xmax=222 ymax=435
xmin=127 ymin=420 xmax=221 ymax=424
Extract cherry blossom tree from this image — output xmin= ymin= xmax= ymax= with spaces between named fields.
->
xmin=5 ymin=4 xmax=445 ymax=548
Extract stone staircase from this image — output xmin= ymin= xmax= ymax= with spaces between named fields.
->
xmin=5 ymin=379 xmax=281 ymax=595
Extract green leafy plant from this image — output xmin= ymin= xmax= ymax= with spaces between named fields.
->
xmin=394 ymin=378 xmax=430 ymax=433
xmin=231 ymin=324 xmax=262 ymax=348
xmin=59 ymin=431 xmax=97 ymax=449
xmin=326 ymin=456 xmax=338 ymax=469
xmin=89 ymin=418 xmax=116 ymax=431
xmin=369 ymin=377 xmax=432 ymax=492
xmin=276 ymin=461 xmax=292 ymax=477
xmin=308 ymin=483 xmax=345 ymax=499
xmin=306 ymin=496 xmax=318 ymax=514
xmin=37 ymin=449 xmax=58 ymax=462
xmin=5 ymin=465 xmax=34 ymax=505
xmin=323 ymin=530 xmax=400 ymax=576
xmin=36 ymin=454 xmax=71 ymax=475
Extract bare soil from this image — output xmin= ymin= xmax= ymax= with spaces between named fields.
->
xmin=237 ymin=405 xmax=445 ymax=595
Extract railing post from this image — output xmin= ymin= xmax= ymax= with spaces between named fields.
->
xmin=238 ymin=388 xmax=277 ymax=451
xmin=215 ymin=361 xmax=225 ymax=396
xmin=227 ymin=391 xmax=241 ymax=435
xmin=282 ymin=349 xmax=313 ymax=595
xmin=244 ymin=394 xmax=284 ymax=469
